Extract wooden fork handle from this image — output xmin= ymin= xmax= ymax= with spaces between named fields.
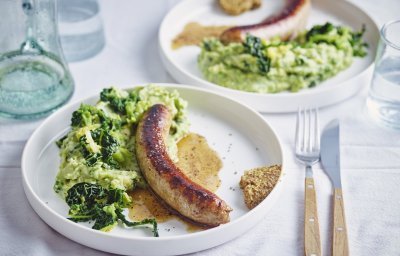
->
xmin=332 ymin=188 xmax=349 ymax=256
xmin=304 ymin=178 xmax=322 ymax=256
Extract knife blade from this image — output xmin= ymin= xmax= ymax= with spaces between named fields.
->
xmin=321 ymin=119 xmax=341 ymax=188
xmin=321 ymin=119 xmax=349 ymax=256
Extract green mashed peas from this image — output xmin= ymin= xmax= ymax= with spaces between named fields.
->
xmin=54 ymin=85 xmax=189 ymax=198
xmin=198 ymin=23 xmax=368 ymax=93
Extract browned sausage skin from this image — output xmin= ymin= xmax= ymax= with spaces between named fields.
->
xmin=220 ymin=0 xmax=311 ymax=43
xmin=135 ymin=104 xmax=232 ymax=227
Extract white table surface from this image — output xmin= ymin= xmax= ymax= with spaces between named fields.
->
xmin=1 ymin=0 xmax=399 ymax=255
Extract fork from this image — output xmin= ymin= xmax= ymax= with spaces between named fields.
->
xmin=295 ymin=108 xmax=322 ymax=256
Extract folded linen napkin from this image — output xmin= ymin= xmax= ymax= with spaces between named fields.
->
xmin=339 ymin=114 xmax=400 ymax=256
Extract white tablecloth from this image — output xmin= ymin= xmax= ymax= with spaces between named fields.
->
xmin=1 ymin=0 xmax=399 ymax=255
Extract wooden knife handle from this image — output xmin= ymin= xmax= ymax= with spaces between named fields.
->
xmin=332 ymin=188 xmax=349 ymax=256
xmin=304 ymin=178 xmax=322 ymax=256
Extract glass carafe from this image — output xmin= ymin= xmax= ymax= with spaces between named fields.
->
xmin=0 ymin=0 xmax=74 ymax=119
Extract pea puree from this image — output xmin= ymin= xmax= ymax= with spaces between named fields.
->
xmin=198 ymin=23 xmax=368 ymax=93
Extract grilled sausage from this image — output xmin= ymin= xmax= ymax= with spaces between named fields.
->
xmin=220 ymin=0 xmax=311 ymax=43
xmin=135 ymin=104 xmax=232 ymax=227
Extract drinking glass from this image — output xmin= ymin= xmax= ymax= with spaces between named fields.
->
xmin=57 ymin=0 xmax=105 ymax=62
xmin=367 ymin=20 xmax=400 ymax=128
xmin=0 ymin=0 xmax=74 ymax=119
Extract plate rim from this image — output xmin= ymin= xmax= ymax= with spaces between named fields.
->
xmin=158 ymin=0 xmax=380 ymax=113
xmin=21 ymin=83 xmax=285 ymax=254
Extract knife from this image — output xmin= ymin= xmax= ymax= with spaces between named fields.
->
xmin=321 ymin=119 xmax=349 ymax=256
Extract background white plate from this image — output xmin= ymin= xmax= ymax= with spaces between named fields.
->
xmin=159 ymin=0 xmax=379 ymax=113
xmin=22 ymin=84 xmax=284 ymax=256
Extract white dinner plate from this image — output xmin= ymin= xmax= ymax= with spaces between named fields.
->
xmin=159 ymin=0 xmax=379 ymax=113
xmin=22 ymin=84 xmax=284 ymax=256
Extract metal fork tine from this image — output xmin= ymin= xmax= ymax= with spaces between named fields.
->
xmin=308 ymin=108 xmax=312 ymax=152
xmin=295 ymin=108 xmax=300 ymax=151
xmin=302 ymin=108 xmax=306 ymax=151
xmin=314 ymin=108 xmax=319 ymax=152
